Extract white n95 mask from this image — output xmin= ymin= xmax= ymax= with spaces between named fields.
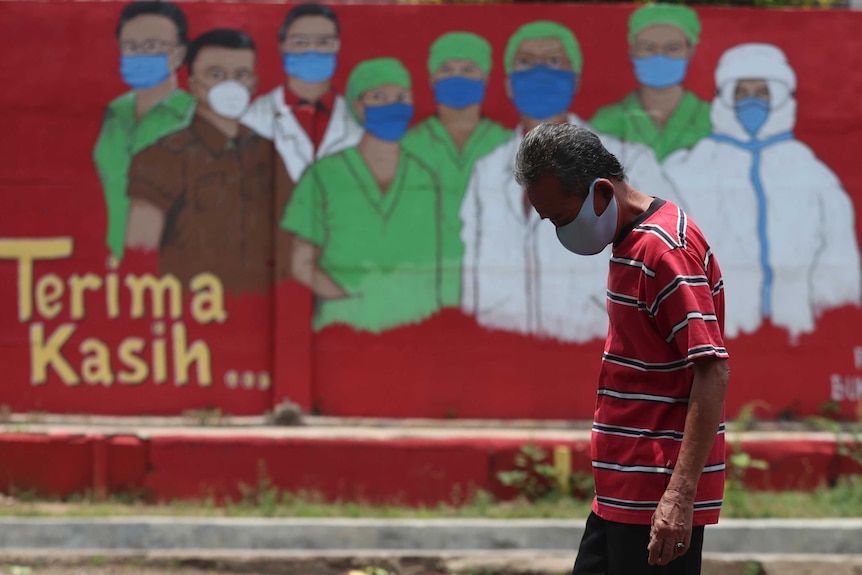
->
xmin=208 ymin=80 xmax=251 ymax=120
xmin=556 ymin=179 xmax=619 ymax=255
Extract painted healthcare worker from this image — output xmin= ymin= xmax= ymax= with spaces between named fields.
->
xmin=664 ymin=43 xmax=861 ymax=339
xmin=402 ymin=32 xmax=512 ymax=308
xmin=93 ymin=0 xmax=195 ymax=261
xmin=590 ymin=4 xmax=710 ymax=162
xmin=281 ymin=58 xmax=442 ymax=333
xmin=461 ymin=21 xmax=677 ymax=343
xmin=242 ymin=3 xmax=363 ymax=183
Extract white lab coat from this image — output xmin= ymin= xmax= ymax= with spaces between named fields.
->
xmin=664 ymin=43 xmax=861 ymax=338
xmin=460 ymin=113 xmax=680 ymax=343
xmin=242 ymin=85 xmax=364 ymax=183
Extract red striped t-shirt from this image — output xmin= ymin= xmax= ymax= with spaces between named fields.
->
xmin=591 ymin=198 xmax=728 ymax=526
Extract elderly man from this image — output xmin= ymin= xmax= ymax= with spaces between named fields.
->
xmin=515 ymin=122 xmax=729 ymax=575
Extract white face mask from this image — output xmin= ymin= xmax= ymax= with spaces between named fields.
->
xmin=555 ymin=179 xmax=619 ymax=255
xmin=207 ymin=80 xmax=251 ymax=120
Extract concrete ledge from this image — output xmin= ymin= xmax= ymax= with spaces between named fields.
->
xmin=1 ymin=518 xmax=861 ymax=555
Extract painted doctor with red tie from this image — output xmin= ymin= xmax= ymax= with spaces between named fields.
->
xmin=242 ymin=3 xmax=363 ymax=183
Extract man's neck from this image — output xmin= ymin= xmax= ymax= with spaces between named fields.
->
xmin=522 ymin=111 xmax=568 ymax=134
xmin=637 ymin=84 xmax=685 ymax=131
xmin=614 ymin=182 xmax=655 ymax=239
xmin=197 ymin=106 xmax=240 ymax=139
xmin=134 ymin=76 xmax=177 ymax=121
xmin=286 ymin=77 xmax=331 ymax=103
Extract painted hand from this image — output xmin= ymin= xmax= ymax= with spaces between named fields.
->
xmin=647 ymin=489 xmax=694 ymax=566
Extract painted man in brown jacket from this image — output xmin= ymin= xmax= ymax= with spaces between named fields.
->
xmin=126 ymin=28 xmax=294 ymax=294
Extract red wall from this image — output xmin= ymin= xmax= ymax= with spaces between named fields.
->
xmin=1 ymin=433 xmax=857 ymax=503
xmin=1 ymin=2 xmax=862 ymax=419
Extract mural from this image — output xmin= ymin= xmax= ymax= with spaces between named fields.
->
xmin=126 ymin=28 xmax=292 ymax=294
xmin=282 ymin=57 xmax=443 ymax=333
xmin=402 ymin=32 xmax=512 ymax=307
xmin=2 ymin=0 xmax=862 ymax=418
xmin=664 ymin=43 xmax=862 ymax=339
xmin=242 ymin=3 xmax=363 ymax=184
xmin=461 ymin=20 xmax=674 ymax=343
xmin=590 ymin=4 xmax=711 ymax=162
xmin=94 ymin=1 xmax=195 ymax=262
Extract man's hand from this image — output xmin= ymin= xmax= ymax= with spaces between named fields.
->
xmin=647 ymin=488 xmax=694 ymax=565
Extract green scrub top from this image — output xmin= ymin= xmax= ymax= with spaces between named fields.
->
xmin=282 ymin=147 xmax=442 ymax=333
xmin=401 ymin=116 xmax=511 ymax=307
xmin=93 ymin=90 xmax=196 ymax=260
xmin=589 ymin=90 xmax=710 ymax=163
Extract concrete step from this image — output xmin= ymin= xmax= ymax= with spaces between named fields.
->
xmin=1 ymin=518 xmax=861 ymax=555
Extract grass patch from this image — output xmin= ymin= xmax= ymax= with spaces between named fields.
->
xmin=2 ymin=477 xmax=862 ymax=520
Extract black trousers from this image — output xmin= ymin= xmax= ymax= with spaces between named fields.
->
xmin=572 ymin=512 xmax=705 ymax=575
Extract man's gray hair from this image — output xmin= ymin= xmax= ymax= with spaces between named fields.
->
xmin=513 ymin=123 xmax=627 ymax=198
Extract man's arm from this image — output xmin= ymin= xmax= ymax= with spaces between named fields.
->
xmin=290 ymin=237 xmax=348 ymax=299
xmin=647 ymin=355 xmax=729 ymax=566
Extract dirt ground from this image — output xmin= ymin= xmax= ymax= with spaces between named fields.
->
xmin=0 ymin=554 xmax=840 ymax=575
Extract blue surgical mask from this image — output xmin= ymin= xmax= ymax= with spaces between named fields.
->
xmin=434 ymin=77 xmax=486 ymax=109
xmin=632 ymin=55 xmax=689 ymax=89
xmin=283 ymin=52 xmax=337 ymax=83
xmin=735 ymin=97 xmax=770 ymax=136
xmin=510 ymin=66 xmax=576 ymax=120
xmin=364 ymin=102 xmax=414 ymax=142
xmin=120 ymin=54 xmax=170 ymax=90
xmin=555 ymin=179 xmax=619 ymax=256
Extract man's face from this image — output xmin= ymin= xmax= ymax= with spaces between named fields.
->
xmin=353 ymin=84 xmax=413 ymax=123
xmin=505 ymin=38 xmax=572 ymax=99
xmin=189 ymin=47 xmax=258 ymax=110
xmin=119 ymin=14 xmax=185 ymax=72
xmin=631 ymin=24 xmax=692 ymax=60
xmin=432 ymin=59 xmax=485 ymax=83
xmin=735 ymin=79 xmax=770 ymax=102
xmin=526 ymin=173 xmax=588 ymax=227
xmin=281 ymin=15 xmax=340 ymax=55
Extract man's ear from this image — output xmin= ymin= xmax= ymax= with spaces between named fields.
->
xmin=592 ymin=178 xmax=614 ymax=217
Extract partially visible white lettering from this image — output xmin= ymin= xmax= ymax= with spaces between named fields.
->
xmin=831 ymin=374 xmax=862 ymax=402
xmin=854 ymin=346 xmax=862 ymax=371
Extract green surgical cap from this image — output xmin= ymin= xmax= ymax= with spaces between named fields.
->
xmin=504 ymin=21 xmax=583 ymax=75
xmin=427 ymin=32 xmax=492 ymax=76
xmin=628 ymin=4 xmax=702 ymax=46
xmin=346 ymin=57 xmax=412 ymax=123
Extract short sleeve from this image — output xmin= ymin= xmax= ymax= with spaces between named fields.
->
xmin=645 ymin=247 xmax=728 ymax=361
xmin=280 ymin=166 xmax=325 ymax=246
xmin=126 ymin=143 xmax=183 ymax=212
